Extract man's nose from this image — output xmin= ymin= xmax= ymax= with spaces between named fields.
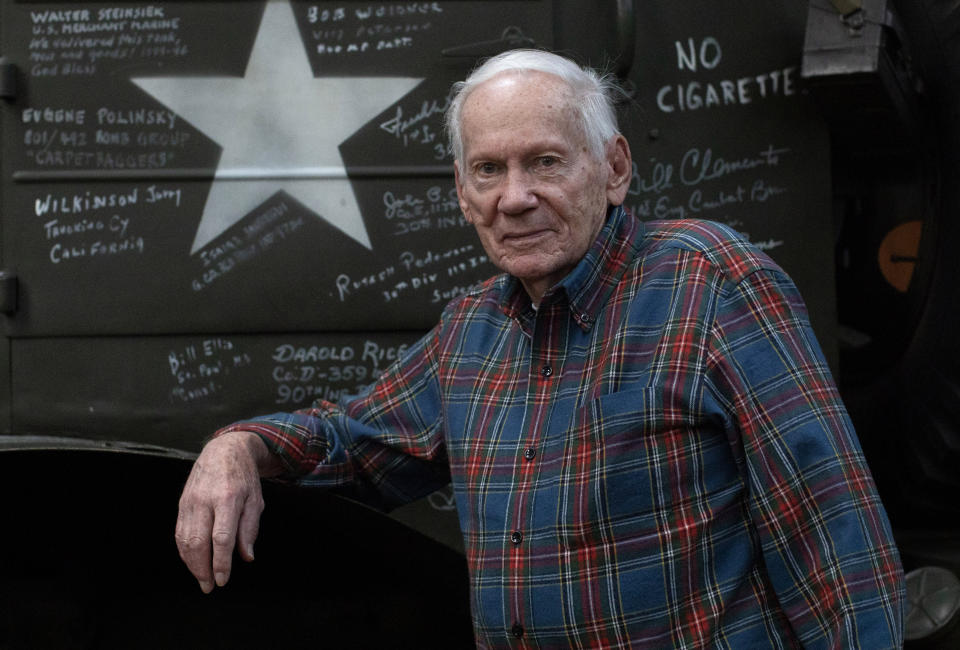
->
xmin=497 ymin=168 xmax=539 ymax=215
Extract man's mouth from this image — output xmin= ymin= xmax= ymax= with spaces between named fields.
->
xmin=502 ymin=229 xmax=551 ymax=246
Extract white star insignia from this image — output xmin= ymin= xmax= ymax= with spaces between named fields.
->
xmin=132 ymin=0 xmax=423 ymax=253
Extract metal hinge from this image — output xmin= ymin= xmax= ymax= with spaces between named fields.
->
xmin=0 ymin=58 xmax=17 ymax=100
xmin=0 ymin=271 xmax=18 ymax=314
xmin=829 ymin=0 xmax=866 ymax=31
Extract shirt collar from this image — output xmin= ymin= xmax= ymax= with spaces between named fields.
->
xmin=498 ymin=205 xmax=644 ymax=332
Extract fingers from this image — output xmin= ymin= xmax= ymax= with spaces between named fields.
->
xmin=210 ymin=502 xmax=240 ymax=587
xmin=175 ymin=491 xmax=217 ymax=593
xmin=175 ymin=432 xmax=267 ymax=593
xmin=237 ymin=491 xmax=264 ymax=563
xmin=209 ymin=481 xmax=264 ymax=585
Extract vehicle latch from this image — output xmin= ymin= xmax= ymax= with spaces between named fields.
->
xmin=0 ymin=271 xmax=18 ymax=314
xmin=0 ymin=57 xmax=16 ymax=100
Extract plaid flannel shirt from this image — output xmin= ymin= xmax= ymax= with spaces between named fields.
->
xmin=219 ymin=206 xmax=904 ymax=648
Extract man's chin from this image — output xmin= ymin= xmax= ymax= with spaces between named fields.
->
xmin=500 ymin=256 xmax=549 ymax=278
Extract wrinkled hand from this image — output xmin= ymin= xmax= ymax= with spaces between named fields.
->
xmin=175 ymin=431 xmax=277 ymax=593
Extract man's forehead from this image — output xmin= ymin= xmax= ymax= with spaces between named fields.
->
xmin=464 ymin=69 xmax=573 ymax=112
xmin=458 ymin=73 xmax=588 ymax=162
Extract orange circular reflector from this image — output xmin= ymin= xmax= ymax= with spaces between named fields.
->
xmin=878 ymin=220 xmax=923 ymax=293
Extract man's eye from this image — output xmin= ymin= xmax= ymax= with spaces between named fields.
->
xmin=476 ymin=162 xmax=498 ymax=175
xmin=537 ymin=156 xmax=558 ymax=168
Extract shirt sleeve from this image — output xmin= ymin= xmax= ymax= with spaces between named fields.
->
xmin=214 ymin=323 xmax=450 ymax=511
xmin=706 ymin=266 xmax=905 ymax=649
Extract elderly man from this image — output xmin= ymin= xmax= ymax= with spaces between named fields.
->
xmin=176 ymin=49 xmax=904 ymax=647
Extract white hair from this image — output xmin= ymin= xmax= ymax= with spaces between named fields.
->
xmin=445 ymin=49 xmax=622 ymax=164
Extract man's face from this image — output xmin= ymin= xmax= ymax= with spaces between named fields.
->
xmin=454 ymin=71 xmax=631 ymax=303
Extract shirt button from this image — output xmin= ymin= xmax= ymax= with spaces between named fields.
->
xmin=511 ymin=623 xmax=525 ymax=638
xmin=510 ymin=531 xmax=523 ymax=545
xmin=540 ymin=364 xmax=553 ymax=377
xmin=523 ymin=447 xmax=536 ymax=461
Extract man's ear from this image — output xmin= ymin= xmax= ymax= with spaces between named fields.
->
xmin=454 ymin=161 xmax=474 ymax=223
xmin=604 ymin=135 xmax=633 ymax=206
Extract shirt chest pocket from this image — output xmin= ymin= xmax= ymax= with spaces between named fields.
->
xmin=547 ymin=386 xmax=727 ymax=549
